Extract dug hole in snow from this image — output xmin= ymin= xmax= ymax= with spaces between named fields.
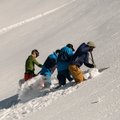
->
xmin=18 ymin=68 xmax=100 ymax=102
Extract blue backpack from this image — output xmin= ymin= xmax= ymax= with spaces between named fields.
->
xmin=58 ymin=47 xmax=73 ymax=62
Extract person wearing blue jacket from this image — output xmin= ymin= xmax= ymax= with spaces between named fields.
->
xmin=69 ymin=41 xmax=96 ymax=84
xmin=57 ymin=44 xmax=75 ymax=87
xmin=40 ymin=49 xmax=60 ymax=87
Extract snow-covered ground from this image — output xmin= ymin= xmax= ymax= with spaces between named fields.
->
xmin=0 ymin=0 xmax=120 ymax=120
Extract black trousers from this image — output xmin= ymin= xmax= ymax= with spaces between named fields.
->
xmin=57 ymin=69 xmax=73 ymax=86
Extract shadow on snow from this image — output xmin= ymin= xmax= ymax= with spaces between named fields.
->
xmin=0 ymin=94 xmax=19 ymax=109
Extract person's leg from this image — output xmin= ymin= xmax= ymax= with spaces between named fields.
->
xmin=43 ymin=75 xmax=51 ymax=88
xmin=24 ymin=73 xmax=34 ymax=81
xmin=68 ymin=65 xmax=84 ymax=83
xmin=63 ymin=70 xmax=73 ymax=82
xmin=57 ymin=72 xmax=66 ymax=86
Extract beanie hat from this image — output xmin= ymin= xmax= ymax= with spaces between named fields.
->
xmin=66 ymin=43 xmax=75 ymax=51
xmin=87 ymin=41 xmax=96 ymax=48
xmin=55 ymin=49 xmax=61 ymax=54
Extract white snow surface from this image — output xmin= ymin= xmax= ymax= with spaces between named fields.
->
xmin=0 ymin=0 xmax=120 ymax=120
xmin=18 ymin=68 xmax=100 ymax=103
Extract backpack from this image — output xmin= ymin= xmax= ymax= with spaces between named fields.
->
xmin=58 ymin=50 xmax=69 ymax=62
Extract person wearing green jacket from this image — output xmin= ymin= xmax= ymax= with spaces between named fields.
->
xmin=24 ymin=49 xmax=42 ymax=81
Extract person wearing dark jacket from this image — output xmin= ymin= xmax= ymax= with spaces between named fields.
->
xmin=69 ymin=41 xmax=96 ymax=84
xmin=24 ymin=49 xmax=42 ymax=81
xmin=57 ymin=44 xmax=75 ymax=87
xmin=40 ymin=49 xmax=60 ymax=87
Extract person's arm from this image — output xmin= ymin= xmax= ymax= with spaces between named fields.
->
xmin=84 ymin=53 xmax=94 ymax=68
xmin=33 ymin=58 xmax=42 ymax=68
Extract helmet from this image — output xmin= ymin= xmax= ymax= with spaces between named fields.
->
xmin=87 ymin=41 xmax=96 ymax=48
xmin=31 ymin=49 xmax=39 ymax=57
xmin=66 ymin=43 xmax=75 ymax=51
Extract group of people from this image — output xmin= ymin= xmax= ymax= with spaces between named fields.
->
xmin=24 ymin=41 xmax=96 ymax=89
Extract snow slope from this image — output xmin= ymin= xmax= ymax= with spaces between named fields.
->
xmin=0 ymin=0 xmax=120 ymax=120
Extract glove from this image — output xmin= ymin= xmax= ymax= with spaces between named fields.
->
xmin=39 ymin=64 xmax=43 ymax=68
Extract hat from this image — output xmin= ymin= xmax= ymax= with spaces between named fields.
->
xmin=66 ymin=43 xmax=75 ymax=51
xmin=87 ymin=41 xmax=96 ymax=48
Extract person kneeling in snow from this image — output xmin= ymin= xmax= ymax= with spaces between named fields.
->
xmin=39 ymin=49 xmax=61 ymax=88
xmin=24 ymin=49 xmax=42 ymax=81
xmin=69 ymin=41 xmax=96 ymax=84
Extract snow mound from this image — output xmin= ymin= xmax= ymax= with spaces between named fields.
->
xmin=84 ymin=68 xmax=100 ymax=80
xmin=0 ymin=82 xmax=80 ymax=120
xmin=18 ymin=68 xmax=100 ymax=102
xmin=0 ymin=68 xmax=101 ymax=120
xmin=18 ymin=75 xmax=46 ymax=102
